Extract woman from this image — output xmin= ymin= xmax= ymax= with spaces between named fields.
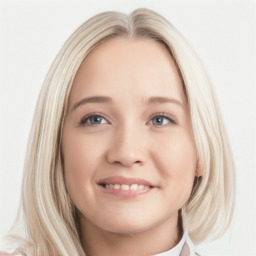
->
xmin=0 ymin=8 xmax=235 ymax=256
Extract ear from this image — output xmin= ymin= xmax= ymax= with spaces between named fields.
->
xmin=195 ymin=159 xmax=203 ymax=177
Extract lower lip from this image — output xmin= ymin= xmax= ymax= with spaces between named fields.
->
xmin=98 ymin=185 xmax=154 ymax=198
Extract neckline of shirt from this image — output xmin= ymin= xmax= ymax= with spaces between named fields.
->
xmin=154 ymin=230 xmax=188 ymax=256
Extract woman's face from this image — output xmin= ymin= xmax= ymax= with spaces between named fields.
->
xmin=62 ymin=38 xmax=197 ymax=234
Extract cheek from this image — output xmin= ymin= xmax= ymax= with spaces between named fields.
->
xmin=151 ymin=131 xmax=196 ymax=201
xmin=61 ymin=131 xmax=104 ymax=206
xmin=152 ymin=131 xmax=196 ymax=169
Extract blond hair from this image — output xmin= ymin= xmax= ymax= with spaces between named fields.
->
xmin=3 ymin=8 xmax=235 ymax=255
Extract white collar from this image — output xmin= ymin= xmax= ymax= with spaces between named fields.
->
xmin=154 ymin=230 xmax=197 ymax=256
xmin=0 ymin=231 xmax=198 ymax=256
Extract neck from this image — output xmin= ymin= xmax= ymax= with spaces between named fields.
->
xmin=79 ymin=211 xmax=183 ymax=256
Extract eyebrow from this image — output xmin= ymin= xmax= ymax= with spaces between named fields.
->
xmin=146 ymin=96 xmax=184 ymax=107
xmin=72 ymin=96 xmax=112 ymax=111
xmin=71 ymin=95 xmax=184 ymax=112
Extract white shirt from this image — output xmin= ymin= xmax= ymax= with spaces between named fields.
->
xmin=155 ymin=230 xmax=199 ymax=256
xmin=0 ymin=231 xmax=199 ymax=256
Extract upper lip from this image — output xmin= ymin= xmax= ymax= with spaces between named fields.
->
xmin=98 ymin=176 xmax=155 ymax=187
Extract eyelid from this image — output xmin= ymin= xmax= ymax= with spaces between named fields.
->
xmin=78 ymin=112 xmax=110 ymax=126
xmin=148 ymin=112 xmax=177 ymax=125
xmin=77 ymin=112 xmax=177 ymax=127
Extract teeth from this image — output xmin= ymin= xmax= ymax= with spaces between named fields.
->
xmin=138 ymin=184 xmax=144 ymax=190
xmin=104 ymin=184 xmax=151 ymax=191
xmin=130 ymin=184 xmax=138 ymax=191
xmin=121 ymin=184 xmax=129 ymax=190
xmin=113 ymin=184 xmax=121 ymax=189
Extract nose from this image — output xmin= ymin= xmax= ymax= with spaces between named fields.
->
xmin=106 ymin=124 xmax=147 ymax=167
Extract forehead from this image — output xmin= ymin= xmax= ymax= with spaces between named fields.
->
xmin=69 ymin=37 xmax=186 ymax=105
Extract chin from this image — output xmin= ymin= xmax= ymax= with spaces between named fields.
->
xmin=97 ymin=214 xmax=159 ymax=235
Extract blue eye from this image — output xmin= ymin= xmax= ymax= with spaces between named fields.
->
xmin=80 ymin=115 xmax=107 ymax=126
xmin=151 ymin=115 xmax=176 ymax=126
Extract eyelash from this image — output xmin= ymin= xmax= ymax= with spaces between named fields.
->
xmin=78 ymin=112 xmax=177 ymax=127
xmin=149 ymin=113 xmax=177 ymax=126
xmin=78 ymin=112 xmax=107 ymax=127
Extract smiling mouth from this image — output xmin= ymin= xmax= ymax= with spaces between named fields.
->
xmin=98 ymin=176 xmax=157 ymax=198
xmin=100 ymin=183 xmax=153 ymax=191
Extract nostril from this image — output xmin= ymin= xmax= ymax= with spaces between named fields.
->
xmin=113 ymin=161 xmax=122 ymax=165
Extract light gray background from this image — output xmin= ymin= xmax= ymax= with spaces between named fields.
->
xmin=0 ymin=0 xmax=255 ymax=255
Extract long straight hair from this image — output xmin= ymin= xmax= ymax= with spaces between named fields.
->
xmin=3 ymin=8 xmax=235 ymax=256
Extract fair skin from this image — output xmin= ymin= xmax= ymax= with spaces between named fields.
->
xmin=62 ymin=37 xmax=198 ymax=256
